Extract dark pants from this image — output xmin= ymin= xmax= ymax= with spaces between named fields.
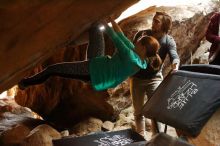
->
xmin=20 ymin=24 xmax=105 ymax=87
xmin=210 ymin=53 xmax=220 ymax=65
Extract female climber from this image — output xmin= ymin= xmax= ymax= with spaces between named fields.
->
xmin=18 ymin=18 xmax=161 ymax=91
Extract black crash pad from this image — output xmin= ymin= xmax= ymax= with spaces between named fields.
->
xmin=142 ymin=64 xmax=220 ymax=136
xmin=53 ymin=129 xmax=145 ymax=146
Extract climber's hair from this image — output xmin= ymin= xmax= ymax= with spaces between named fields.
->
xmin=155 ymin=11 xmax=172 ymax=33
xmin=139 ymin=35 xmax=162 ymax=71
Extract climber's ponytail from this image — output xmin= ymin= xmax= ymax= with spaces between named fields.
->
xmin=140 ymin=36 xmax=162 ymax=72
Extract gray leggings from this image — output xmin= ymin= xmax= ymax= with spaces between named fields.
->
xmin=20 ymin=25 xmax=105 ymax=87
